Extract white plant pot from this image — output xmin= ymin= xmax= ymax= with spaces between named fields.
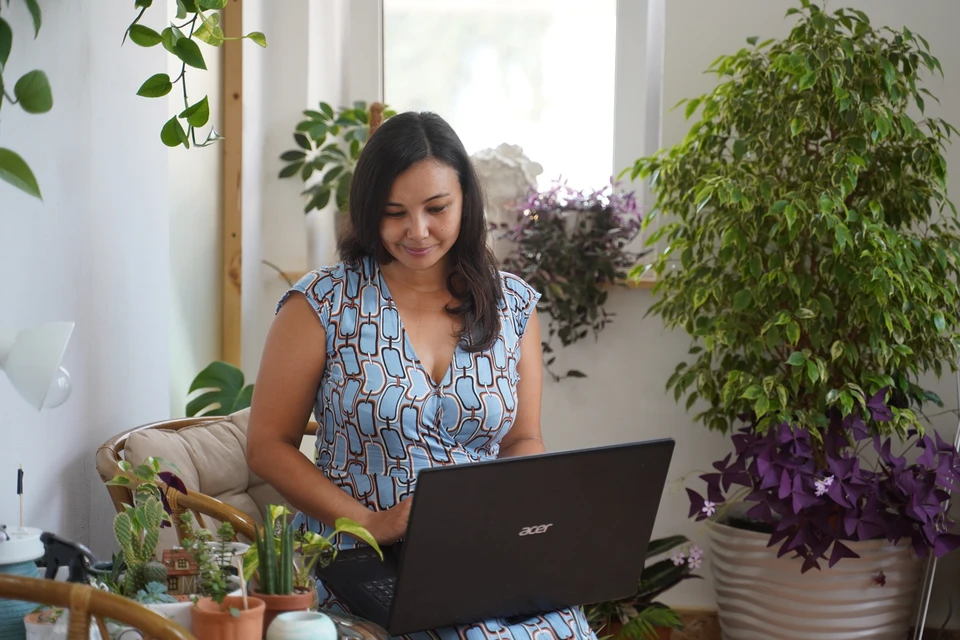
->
xmin=305 ymin=208 xmax=338 ymax=270
xmin=709 ymin=522 xmax=922 ymax=640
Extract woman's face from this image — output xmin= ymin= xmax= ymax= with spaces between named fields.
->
xmin=380 ymin=159 xmax=463 ymax=275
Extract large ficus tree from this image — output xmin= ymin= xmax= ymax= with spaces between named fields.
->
xmin=631 ymin=0 xmax=960 ymax=440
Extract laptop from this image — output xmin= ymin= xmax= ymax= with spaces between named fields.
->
xmin=318 ymin=439 xmax=675 ymax=635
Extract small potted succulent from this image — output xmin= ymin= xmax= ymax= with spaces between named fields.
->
xmin=583 ymin=536 xmax=702 ymax=640
xmin=187 ymin=520 xmax=265 ymax=640
xmin=500 ymin=181 xmax=646 ymax=381
xmin=243 ymin=504 xmax=381 ymax=635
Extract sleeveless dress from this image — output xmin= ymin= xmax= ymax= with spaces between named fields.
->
xmin=278 ymin=256 xmax=597 ymax=640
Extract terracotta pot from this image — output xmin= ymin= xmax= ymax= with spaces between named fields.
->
xmin=604 ymin=618 xmax=672 ymax=640
xmin=191 ymin=596 xmax=265 ymax=640
xmin=250 ymin=589 xmax=315 ymax=639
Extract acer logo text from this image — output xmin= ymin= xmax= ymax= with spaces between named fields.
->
xmin=518 ymin=524 xmax=553 ymax=536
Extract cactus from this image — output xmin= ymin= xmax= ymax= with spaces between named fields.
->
xmin=142 ymin=561 xmax=167 ymax=587
xmin=112 ymin=495 xmax=166 ymax=597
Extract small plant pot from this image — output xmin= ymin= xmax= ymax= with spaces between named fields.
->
xmin=266 ymin=611 xmax=338 ymax=640
xmin=191 ymin=596 xmax=265 ymax=640
xmin=250 ymin=588 xmax=315 ymax=638
xmin=23 ymin=611 xmax=67 ymax=640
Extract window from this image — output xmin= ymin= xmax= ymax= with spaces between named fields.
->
xmin=384 ymin=0 xmax=617 ymax=190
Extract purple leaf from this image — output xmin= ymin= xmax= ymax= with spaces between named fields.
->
xmin=828 ymin=540 xmax=860 ymax=567
xmin=867 ymin=387 xmax=893 ymax=422
xmin=686 ymin=488 xmax=707 ymax=519
xmin=158 ymin=471 xmax=188 ymax=496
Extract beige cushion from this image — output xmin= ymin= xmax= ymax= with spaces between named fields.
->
xmin=124 ymin=408 xmax=292 ymax=547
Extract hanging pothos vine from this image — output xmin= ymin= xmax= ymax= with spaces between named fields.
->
xmin=124 ymin=0 xmax=266 ymax=149
xmin=0 ymin=0 xmax=267 ymax=200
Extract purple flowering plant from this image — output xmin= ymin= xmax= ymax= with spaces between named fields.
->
xmin=623 ymin=0 xmax=960 ymax=572
xmin=687 ymin=389 xmax=960 ymax=572
xmin=499 ymin=181 xmax=646 ymax=381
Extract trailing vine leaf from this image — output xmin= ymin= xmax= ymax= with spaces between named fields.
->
xmin=180 ymin=96 xmax=210 ymax=127
xmin=125 ymin=2 xmax=266 ymax=148
xmin=0 ymin=148 xmax=41 ymax=199
xmin=136 ymin=73 xmax=173 ymax=98
xmin=13 ymin=70 xmax=52 ymax=113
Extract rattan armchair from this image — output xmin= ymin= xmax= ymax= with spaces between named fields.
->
xmin=0 ymin=574 xmax=194 ymax=640
xmin=95 ymin=413 xmax=318 ymax=544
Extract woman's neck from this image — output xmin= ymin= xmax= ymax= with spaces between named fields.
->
xmin=380 ymin=259 xmax=449 ymax=295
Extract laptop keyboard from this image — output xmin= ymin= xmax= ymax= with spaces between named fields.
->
xmin=361 ymin=577 xmax=396 ymax=606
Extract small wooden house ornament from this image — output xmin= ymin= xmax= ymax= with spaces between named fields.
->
xmin=162 ymin=548 xmax=199 ymax=596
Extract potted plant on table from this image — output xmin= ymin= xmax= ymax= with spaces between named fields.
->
xmin=628 ymin=1 xmax=960 ymax=637
xmin=242 ymin=505 xmax=382 ymax=635
xmin=185 ymin=520 xmax=265 ymax=640
xmin=500 ymin=181 xmax=646 ymax=381
xmin=583 ymin=536 xmax=702 ymax=640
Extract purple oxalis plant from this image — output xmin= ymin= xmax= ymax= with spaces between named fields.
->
xmin=688 ymin=388 xmax=960 ymax=572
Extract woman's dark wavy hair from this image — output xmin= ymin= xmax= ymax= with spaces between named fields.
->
xmin=338 ymin=111 xmax=503 ymax=352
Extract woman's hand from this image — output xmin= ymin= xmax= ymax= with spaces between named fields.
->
xmin=362 ymin=498 xmax=413 ymax=545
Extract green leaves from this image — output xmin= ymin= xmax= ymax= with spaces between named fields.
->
xmin=180 ymin=96 xmax=210 ymax=127
xmin=635 ymin=0 xmax=960 ymax=439
xmin=173 ymin=37 xmax=206 ymax=69
xmin=245 ymin=31 xmax=267 ymax=47
xmin=186 ymin=361 xmax=254 ymax=417
xmin=161 ymin=115 xmax=189 ymax=148
xmin=137 ymin=73 xmax=173 ymax=98
xmin=733 ymin=289 xmax=753 ymax=311
xmin=0 ymin=19 xmax=12 ymax=68
xmin=129 ymin=24 xmax=163 ymax=47
xmin=14 ymin=71 xmax=52 ymax=113
xmin=0 ymin=148 xmax=41 ymax=199
xmin=24 ymin=0 xmax=41 ymax=38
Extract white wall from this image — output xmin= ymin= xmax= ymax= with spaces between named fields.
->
xmin=0 ymin=0 xmax=173 ymax=558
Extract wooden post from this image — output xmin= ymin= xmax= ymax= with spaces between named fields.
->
xmin=221 ymin=0 xmax=243 ymax=366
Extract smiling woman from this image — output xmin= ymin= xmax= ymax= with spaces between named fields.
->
xmin=245 ymin=111 xmax=598 ymax=639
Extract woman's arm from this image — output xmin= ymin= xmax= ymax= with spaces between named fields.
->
xmin=498 ymin=309 xmax=546 ymax=458
xmin=246 ymin=294 xmax=410 ymax=544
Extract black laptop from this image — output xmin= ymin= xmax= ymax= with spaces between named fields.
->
xmin=318 ymin=439 xmax=675 ymax=635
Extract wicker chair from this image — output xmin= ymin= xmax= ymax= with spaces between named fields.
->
xmin=95 ymin=410 xmax=318 ymax=544
xmin=0 ymin=574 xmax=194 ymax=640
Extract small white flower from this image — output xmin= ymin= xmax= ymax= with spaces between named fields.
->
xmin=669 ymin=550 xmax=686 ymax=566
xmin=688 ymin=545 xmax=703 ymax=560
xmin=688 ymin=555 xmax=703 ymax=570
xmin=814 ymin=475 xmax=835 ymax=497
xmin=702 ymin=501 xmax=717 ymax=516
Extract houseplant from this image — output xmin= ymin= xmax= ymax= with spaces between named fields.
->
xmin=583 ymin=536 xmax=702 ymax=640
xmin=124 ymin=0 xmax=266 ymax=149
xmin=186 ymin=518 xmax=265 ymax=639
xmin=278 ymin=101 xmax=395 ymax=215
xmin=500 ymin=181 xmax=645 ymax=381
xmin=628 ymin=1 xmax=960 ymax=636
xmin=243 ymin=504 xmax=382 ymax=633
xmin=186 ymin=360 xmax=254 ymax=417
xmin=0 ymin=0 xmax=53 ymax=199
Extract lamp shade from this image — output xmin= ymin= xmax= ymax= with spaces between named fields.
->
xmin=0 ymin=322 xmax=74 ymax=410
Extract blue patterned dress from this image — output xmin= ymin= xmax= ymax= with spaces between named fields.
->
xmin=278 ymin=256 xmax=596 ymax=640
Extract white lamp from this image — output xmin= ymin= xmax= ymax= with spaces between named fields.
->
xmin=0 ymin=322 xmax=74 ymax=410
